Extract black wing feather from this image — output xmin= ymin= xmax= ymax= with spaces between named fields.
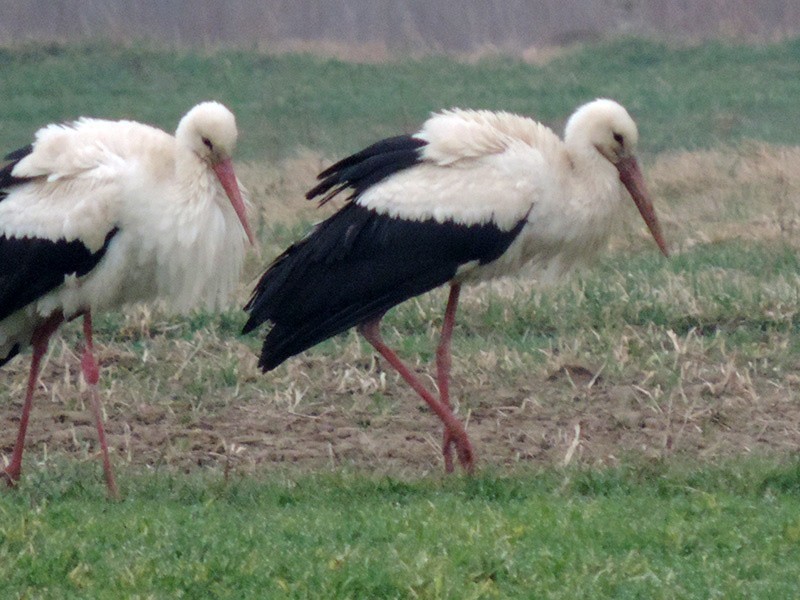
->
xmin=1 ymin=145 xmax=34 ymax=202
xmin=0 ymin=343 xmax=20 ymax=368
xmin=4 ymin=145 xmax=34 ymax=162
xmin=307 ymin=135 xmax=426 ymax=204
xmin=243 ymin=204 xmax=525 ymax=371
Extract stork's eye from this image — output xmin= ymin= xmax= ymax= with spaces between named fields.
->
xmin=202 ymin=137 xmax=213 ymax=150
xmin=613 ymin=132 xmax=624 ymax=145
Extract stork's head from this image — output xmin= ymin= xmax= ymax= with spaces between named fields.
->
xmin=177 ymin=101 xmax=238 ymax=163
xmin=565 ymin=99 xmax=668 ymax=257
xmin=176 ymin=102 xmax=254 ymax=245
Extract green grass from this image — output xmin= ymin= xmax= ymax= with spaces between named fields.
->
xmin=2 ymin=460 xmax=800 ymax=599
xmin=2 ymin=37 xmax=800 ymax=160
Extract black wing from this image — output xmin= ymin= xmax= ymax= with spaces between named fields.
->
xmin=0 ymin=145 xmax=119 ymax=322
xmin=243 ymin=203 xmax=525 ymax=371
xmin=0 ymin=230 xmax=119 ymax=322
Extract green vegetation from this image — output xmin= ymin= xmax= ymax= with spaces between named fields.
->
xmin=1 ymin=37 xmax=800 ymax=160
xmin=2 ymin=461 xmax=800 ymax=599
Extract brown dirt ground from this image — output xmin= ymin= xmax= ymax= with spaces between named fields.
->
xmin=2 ymin=343 xmax=799 ymax=480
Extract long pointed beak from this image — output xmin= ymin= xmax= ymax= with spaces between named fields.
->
xmin=213 ymin=158 xmax=255 ymax=245
xmin=616 ymin=155 xmax=669 ymax=257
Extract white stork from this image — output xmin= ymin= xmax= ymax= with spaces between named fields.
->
xmin=243 ymin=98 xmax=669 ymax=473
xmin=1 ymin=101 xmax=254 ymax=497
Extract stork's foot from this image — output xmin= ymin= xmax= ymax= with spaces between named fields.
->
xmin=80 ymin=321 xmax=120 ymax=501
xmin=1 ymin=466 xmax=20 ymax=489
xmin=443 ymin=431 xmax=454 ymax=474
xmin=85 ymin=382 xmax=120 ymax=501
xmin=442 ymin=426 xmax=475 ymax=474
xmin=103 ymin=470 xmax=120 ymax=501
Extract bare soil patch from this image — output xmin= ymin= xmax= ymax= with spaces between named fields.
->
xmin=2 ymin=334 xmax=799 ymax=479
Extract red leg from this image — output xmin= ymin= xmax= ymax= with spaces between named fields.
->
xmin=81 ymin=312 xmax=119 ymax=499
xmin=359 ymin=313 xmax=474 ymax=473
xmin=436 ymin=284 xmax=461 ymax=473
xmin=2 ymin=312 xmax=64 ymax=487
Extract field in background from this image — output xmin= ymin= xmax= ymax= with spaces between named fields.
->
xmin=3 ymin=0 xmax=800 ymax=52
xmin=2 ymin=38 xmax=800 ymax=162
xmin=2 ymin=39 xmax=800 ymax=596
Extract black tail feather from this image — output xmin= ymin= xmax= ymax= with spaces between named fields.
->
xmin=307 ymin=135 xmax=426 ymax=204
xmin=1 ymin=144 xmax=34 ymax=202
xmin=0 ymin=343 xmax=20 ymax=368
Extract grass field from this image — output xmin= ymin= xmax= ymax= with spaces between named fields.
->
xmin=2 ymin=461 xmax=800 ymax=598
xmin=2 ymin=37 xmax=800 ymax=159
xmin=2 ymin=38 xmax=800 ymax=597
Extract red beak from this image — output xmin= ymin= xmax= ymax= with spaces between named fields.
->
xmin=616 ymin=156 xmax=669 ymax=257
xmin=213 ymin=158 xmax=255 ymax=245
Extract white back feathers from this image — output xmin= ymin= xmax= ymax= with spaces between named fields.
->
xmin=417 ymin=108 xmax=563 ymax=166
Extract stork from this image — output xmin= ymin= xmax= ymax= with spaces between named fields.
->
xmin=243 ymin=99 xmax=668 ymax=473
xmin=1 ymin=101 xmax=254 ymax=497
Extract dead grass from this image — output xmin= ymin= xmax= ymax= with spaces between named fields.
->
xmin=247 ymin=36 xmax=572 ymax=66
xmin=3 ymin=144 xmax=800 ymax=479
xmin=647 ymin=142 xmax=800 ymax=248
